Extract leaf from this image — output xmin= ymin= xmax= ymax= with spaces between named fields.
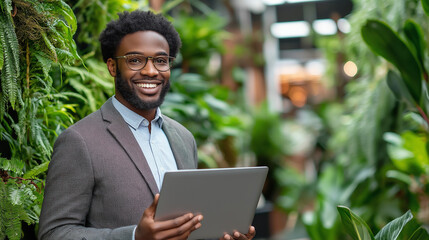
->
xmin=41 ymin=31 xmax=58 ymax=62
xmin=0 ymin=36 xmax=3 ymax=69
xmin=384 ymin=131 xmax=429 ymax=175
xmin=409 ymin=227 xmax=429 ymax=240
xmin=386 ymin=70 xmax=415 ymax=104
xmin=0 ymin=13 xmax=20 ymax=109
xmin=374 ymin=210 xmax=413 ymax=240
xmin=337 ymin=205 xmax=375 ymax=240
xmin=403 ymin=19 xmax=426 ymax=73
xmin=385 ymin=170 xmax=412 ymax=185
xmin=23 ymin=161 xmax=49 ymax=179
xmin=422 ymin=0 xmax=429 ymax=16
xmin=161 ymin=0 xmax=184 ymax=14
xmin=361 ymin=19 xmax=422 ymax=103
xmin=0 ymin=158 xmax=25 ymax=175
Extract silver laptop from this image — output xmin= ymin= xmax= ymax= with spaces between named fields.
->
xmin=154 ymin=166 xmax=268 ymax=240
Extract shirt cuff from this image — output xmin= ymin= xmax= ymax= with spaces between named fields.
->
xmin=132 ymin=225 xmax=137 ymax=240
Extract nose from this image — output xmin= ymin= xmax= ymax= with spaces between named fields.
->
xmin=140 ymin=58 xmax=158 ymax=77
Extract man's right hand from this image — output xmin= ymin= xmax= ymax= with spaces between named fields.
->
xmin=135 ymin=194 xmax=203 ymax=240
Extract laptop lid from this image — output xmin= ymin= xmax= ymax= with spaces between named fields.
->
xmin=154 ymin=166 xmax=268 ymax=240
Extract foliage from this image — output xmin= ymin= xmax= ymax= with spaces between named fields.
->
xmin=172 ymin=11 xmax=228 ymax=74
xmin=359 ymin=0 xmax=429 ymax=225
xmin=0 ymin=0 xmax=80 ymax=238
xmin=69 ymin=0 xmax=142 ymax=56
xmin=162 ymin=68 xmax=248 ymax=168
xmin=338 ymin=206 xmax=429 ymax=240
xmin=278 ymin=0 xmax=429 ymax=239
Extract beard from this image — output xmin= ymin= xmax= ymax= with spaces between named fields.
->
xmin=115 ymin=70 xmax=170 ymax=110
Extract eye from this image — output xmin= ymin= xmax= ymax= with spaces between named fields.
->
xmin=154 ymin=57 xmax=168 ymax=65
xmin=127 ymin=55 xmax=144 ymax=65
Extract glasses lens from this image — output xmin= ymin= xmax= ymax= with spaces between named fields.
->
xmin=126 ymin=55 xmax=146 ymax=70
xmin=153 ymin=56 xmax=172 ymax=71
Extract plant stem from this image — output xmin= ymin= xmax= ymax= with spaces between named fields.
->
xmin=416 ymin=105 xmax=429 ymax=127
xmin=26 ymin=42 xmax=30 ymax=89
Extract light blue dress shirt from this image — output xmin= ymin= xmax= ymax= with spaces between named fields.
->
xmin=112 ymin=97 xmax=179 ymax=240
xmin=112 ymin=97 xmax=178 ymax=190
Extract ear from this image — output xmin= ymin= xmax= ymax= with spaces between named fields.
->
xmin=107 ymin=58 xmax=117 ymax=77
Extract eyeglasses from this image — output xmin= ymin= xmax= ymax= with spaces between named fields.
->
xmin=114 ymin=54 xmax=175 ymax=72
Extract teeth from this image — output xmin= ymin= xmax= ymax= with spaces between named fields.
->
xmin=136 ymin=83 xmax=157 ymax=88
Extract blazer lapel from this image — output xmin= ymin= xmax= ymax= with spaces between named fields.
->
xmin=100 ymin=98 xmax=159 ymax=195
xmin=162 ymin=117 xmax=189 ymax=170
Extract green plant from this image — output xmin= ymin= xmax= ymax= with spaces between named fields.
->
xmin=285 ymin=0 xmax=429 ymax=239
xmin=0 ymin=0 xmax=80 ymax=238
xmin=360 ymin=0 xmax=429 ymax=226
xmin=162 ymin=69 xmax=248 ymax=168
xmin=338 ymin=206 xmax=429 ymax=240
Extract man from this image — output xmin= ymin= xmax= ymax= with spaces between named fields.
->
xmin=38 ymin=10 xmax=256 ymax=240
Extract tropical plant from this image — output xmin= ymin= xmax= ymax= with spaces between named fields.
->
xmin=0 ymin=0 xmax=80 ymax=239
xmin=276 ymin=0 xmax=429 ymax=239
xmin=338 ymin=206 xmax=429 ymax=240
xmin=360 ymin=0 xmax=429 ymax=226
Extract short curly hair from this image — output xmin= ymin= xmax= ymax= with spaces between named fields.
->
xmin=99 ymin=10 xmax=181 ymax=62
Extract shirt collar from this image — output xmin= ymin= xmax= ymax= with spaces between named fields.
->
xmin=111 ymin=96 xmax=164 ymax=130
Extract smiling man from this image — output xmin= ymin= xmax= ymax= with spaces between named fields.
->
xmin=38 ymin=10 xmax=255 ymax=240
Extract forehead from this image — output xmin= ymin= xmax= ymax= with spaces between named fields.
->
xmin=116 ymin=30 xmax=170 ymax=56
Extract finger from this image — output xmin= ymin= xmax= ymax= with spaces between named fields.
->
xmin=221 ymin=233 xmax=232 ymax=240
xmin=167 ymin=220 xmax=203 ymax=240
xmin=245 ymin=226 xmax=256 ymax=239
xmin=144 ymin=193 xmax=160 ymax=219
xmin=232 ymin=227 xmax=256 ymax=240
xmin=155 ymin=214 xmax=203 ymax=239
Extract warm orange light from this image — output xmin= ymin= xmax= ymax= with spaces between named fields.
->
xmin=344 ymin=61 xmax=358 ymax=77
xmin=289 ymin=86 xmax=307 ymax=107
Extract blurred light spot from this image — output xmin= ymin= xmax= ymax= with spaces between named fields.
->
xmin=305 ymin=59 xmax=325 ymax=76
xmin=338 ymin=18 xmax=351 ymax=33
xmin=271 ymin=21 xmax=310 ymax=38
xmin=343 ymin=61 xmax=358 ymax=77
xmin=262 ymin=0 xmax=285 ymax=5
xmin=286 ymin=0 xmax=323 ymax=3
xmin=289 ymin=86 xmax=307 ymax=107
xmin=313 ymin=19 xmax=337 ymax=36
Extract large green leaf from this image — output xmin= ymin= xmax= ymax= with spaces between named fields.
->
xmin=422 ymin=0 xmax=429 ymax=16
xmin=409 ymin=227 xmax=429 ymax=240
xmin=384 ymin=131 xmax=429 ymax=175
xmin=403 ymin=19 xmax=426 ymax=73
xmin=374 ymin=210 xmax=413 ymax=240
xmin=361 ymin=19 xmax=422 ymax=103
xmin=386 ymin=70 xmax=415 ymax=104
xmin=337 ymin=206 xmax=375 ymax=240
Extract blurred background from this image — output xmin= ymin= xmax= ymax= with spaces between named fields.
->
xmin=1 ymin=0 xmax=429 ymax=239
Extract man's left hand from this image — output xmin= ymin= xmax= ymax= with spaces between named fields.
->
xmin=220 ymin=226 xmax=256 ymax=240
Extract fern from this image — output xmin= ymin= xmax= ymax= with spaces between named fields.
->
xmin=0 ymin=36 xmax=4 ymax=69
xmin=23 ymin=161 xmax=49 ymax=179
xmin=40 ymin=31 xmax=57 ymax=62
xmin=0 ymin=158 xmax=24 ymax=175
xmin=0 ymin=182 xmax=7 ymax=240
xmin=0 ymin=12 xmax=20 ymax=109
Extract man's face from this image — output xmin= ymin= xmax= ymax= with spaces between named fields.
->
xmin=107 ymin=31 xmax=171 ymax=112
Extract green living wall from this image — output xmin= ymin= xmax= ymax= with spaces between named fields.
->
xmin=0 ymin=0 xmax=251 ymax=239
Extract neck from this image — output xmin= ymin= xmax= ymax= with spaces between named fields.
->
xmin=114 ymin=95 xmax=157 ymax=122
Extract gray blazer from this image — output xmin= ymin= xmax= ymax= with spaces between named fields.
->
xmin=38 ymin=98 xmax=198 ymax=240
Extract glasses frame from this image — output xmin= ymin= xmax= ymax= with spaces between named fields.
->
xmin=114 ymin=54 xmax=175 ymax=72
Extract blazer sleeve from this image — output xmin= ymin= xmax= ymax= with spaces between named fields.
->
xmin=38 ymin=128 xmax=135 ymax=240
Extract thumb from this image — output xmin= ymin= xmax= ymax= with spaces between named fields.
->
xmin=145 ymin=193 xmax=160 ymax=219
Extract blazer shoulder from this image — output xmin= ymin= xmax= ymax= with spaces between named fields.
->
xmin=162 ymin=114 xmax=193 ymax=137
